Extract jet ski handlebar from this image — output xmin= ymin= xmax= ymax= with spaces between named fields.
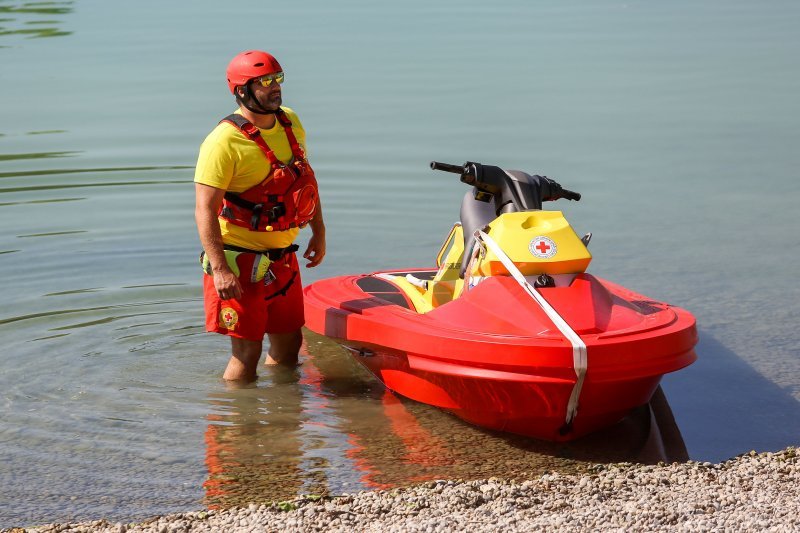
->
xmin=429 ymin=161 xmax=479 ymax=187
xmin=429 ymin=161 xmax=465 ymax=174
xmin=558 ymin=187 xmax=582 ymax=202
xmin=430 ymin=160 xmax=581 ymax=204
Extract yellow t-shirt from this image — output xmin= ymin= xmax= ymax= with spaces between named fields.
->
xmin=194 ymin=107 xmax=307 ymax=249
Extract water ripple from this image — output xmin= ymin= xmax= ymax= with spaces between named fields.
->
xmin=0 ymin=298 xmax=196 ymax=327
xmin=0 ymin=0 xmax=73 ymax=41
xmin=0 ymin=165 xmax=193 ymax=179
xmin=0 ymin=179 xmax=187 ymax=194
xmin=0 ymin=2 xmax=73 ymax=15
xmin=0 ymin=150 xmax=79 ymax=161
xmin=17 ymin=230 xmax=87 ymax=238
xmin=43 ymin=288 xmax=103 ymax=297
xmin=49 ymin=311 xmax=180 ymax=332
xmin=0 ymin=197 xmax=85 ymax=206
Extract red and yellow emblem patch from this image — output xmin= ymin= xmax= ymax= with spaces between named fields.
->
xmin=219 ymin=307 xmax=238 ymax=329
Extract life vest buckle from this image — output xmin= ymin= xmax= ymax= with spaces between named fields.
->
xmin=266 ymin=243 xmax=300 ymax=261
xmin=250 ymin=203 xmax=264 ymax=230
xmin=240 ymin=122 xmax=261 ymax=140
xmin=267 ymin=204 xmax=286 ymax=222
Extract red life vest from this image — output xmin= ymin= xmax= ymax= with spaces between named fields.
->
xmin=218 ymin=110 xmax=318 ymax=232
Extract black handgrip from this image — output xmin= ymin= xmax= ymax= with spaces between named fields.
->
xmin=562 ymin=189 xmax=581 ymax=201
xmin=430 ymin=161 xmax=464 ymax=174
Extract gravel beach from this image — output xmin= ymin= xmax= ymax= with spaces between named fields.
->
xmin=8 ymin=446 xmax=798 ymax=532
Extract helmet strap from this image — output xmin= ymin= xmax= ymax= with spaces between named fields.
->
xmin=236 ymin=83 xmax=277 ymax=115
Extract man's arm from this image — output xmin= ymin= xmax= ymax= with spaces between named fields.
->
xmin=303 ymin=198 xmax=326 ymax=268
xmin=195 ymin=183 xmax=243 ymax=300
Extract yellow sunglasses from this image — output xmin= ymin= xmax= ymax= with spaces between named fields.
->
xmin=254 ymin=72 xmax=285 ymax=87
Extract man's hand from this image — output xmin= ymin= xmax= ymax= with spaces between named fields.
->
xmin=196 ymin=182 xmax=244 ymax=300
xmin=214 ymin=269 xmax=243 ymax=300
xmin=303 ymin=232 xmax=326 ymax=268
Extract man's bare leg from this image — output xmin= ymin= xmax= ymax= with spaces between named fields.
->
xmin=223 ymin=337 xmax=263 ymax=381
xmin=265 ymin=330 xmax=302 ymax=366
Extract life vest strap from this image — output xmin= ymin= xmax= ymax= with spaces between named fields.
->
xmin=216 ymin=111 xmax=317 ymax=232
xmin=220 ymin=110 xmax=305 ymax=164
xmin=275 ymin=109 xmax=305 ymax=160
xmin=223 ymin=192 xmax=286 ymax=228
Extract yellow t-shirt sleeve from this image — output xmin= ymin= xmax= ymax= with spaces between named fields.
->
xmin=194 ymin=125 xmax=236 ymax=190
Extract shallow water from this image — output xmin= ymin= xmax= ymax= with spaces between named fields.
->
xmin=1 ymin=0 xmax=798 ymax=527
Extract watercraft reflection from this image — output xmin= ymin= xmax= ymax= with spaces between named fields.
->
xmin=202 ymin=334 xmax=687 ymax=509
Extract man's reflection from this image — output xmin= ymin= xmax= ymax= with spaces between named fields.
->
xmin=204 ymin=367 xmax=306 ymax=508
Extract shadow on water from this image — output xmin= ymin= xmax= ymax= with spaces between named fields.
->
xmin=201 ymin=332 xmax=690 ymax=509
xmin=662 ymin=331 xmax=800 ymax=463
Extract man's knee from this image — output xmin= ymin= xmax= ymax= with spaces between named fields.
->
xmin=224 ymin=337 xmax=264 ymax=381
xmin=232 ymin=337 xmax=263 ymax=359
xmin=266 ymin=330 xmax=302 ymax=365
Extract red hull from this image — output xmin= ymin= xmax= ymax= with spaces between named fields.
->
xmin=304 ymin=270 xmax=697 ymax=441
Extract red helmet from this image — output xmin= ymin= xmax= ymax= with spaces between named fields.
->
xmin=226 ymin=50 xmax=283 ymax=94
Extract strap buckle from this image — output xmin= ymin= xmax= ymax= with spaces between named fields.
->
xmin=240 ymin=122 xmax=261 ymax=140
xmin=266 ymin=204 xmax=286 ymax=222
xmin=266 ymin=244 xmax=299 ymax=261
xmin=250 ymin=203 xmax=263 ymax=229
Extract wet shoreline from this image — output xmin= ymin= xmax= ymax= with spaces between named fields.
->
xmin=11 ymin=446 xmax=798 ymax=532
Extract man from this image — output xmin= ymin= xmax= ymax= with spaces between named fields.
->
xmin=194 ymin=50 xmax=326 ymax=381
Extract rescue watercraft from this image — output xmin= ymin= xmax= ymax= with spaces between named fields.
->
xmin=304 ymin=161 xmax=697 ymax=441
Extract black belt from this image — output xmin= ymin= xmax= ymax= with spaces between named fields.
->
xmin=223 ymin=243 xmax=299 ymax=261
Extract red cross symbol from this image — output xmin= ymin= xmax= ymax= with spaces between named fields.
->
xmin=224 ymin=311 xmax=233 ymax=322
xmin=535 ymin=241 xmax=551 ymax=254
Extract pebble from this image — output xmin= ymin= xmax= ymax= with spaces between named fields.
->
xmin=6 ymin=447 xmax=798 ymax=532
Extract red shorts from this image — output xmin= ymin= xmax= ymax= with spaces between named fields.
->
xmin=203 ymin=252 xmax=304 ymax=341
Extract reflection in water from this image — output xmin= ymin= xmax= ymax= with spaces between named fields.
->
xmin=0 ymin=165 xmax=193 ymax=179
xmin=0 ymin=1 xmax=73 ymax=40
xmin=17 ymin=229 xmax=87 ymax=238
xmin=0 ymin=179 xmax=187 ymax=194
xmin=43 ymin=287 xmax=103 ymax=297
xmin=0 ymin=150 xmax=80 ymax=162
xmin=0 ymin=197 xmax=84 ymax=206
xmin=204 ymin=368 xmax=306 ymax=509
xmin=28 ymin=130 xmax=68 ymax=135
xmin=382 ymin=392 xmax=454 ymax=471
xmin=0 ymin=2 xmax=73 ymax=14
xmin=202 ymin=332 xmax=688 ymax=509
xmin=0 ymin=299 xmax=192 ymax=327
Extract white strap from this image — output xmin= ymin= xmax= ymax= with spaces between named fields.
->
xmin=475 ymin=230 xmax=587 ymax=428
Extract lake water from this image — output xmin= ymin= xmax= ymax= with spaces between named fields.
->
xmin=1 ymin=0 xmax=798 ymax=527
